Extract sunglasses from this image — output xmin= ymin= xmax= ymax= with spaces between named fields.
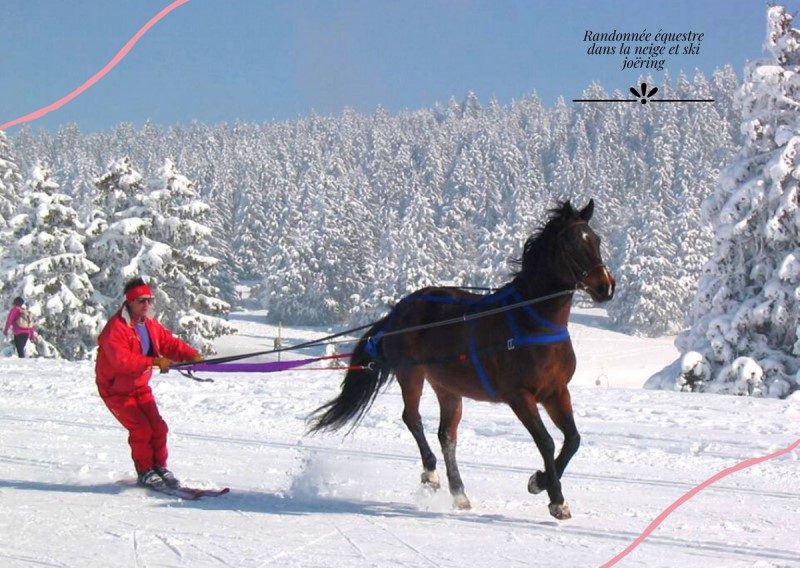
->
xmin=135 ymin=297 xmax=155 ymax=305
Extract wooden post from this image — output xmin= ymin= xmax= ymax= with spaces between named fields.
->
xmin=274 ymin=321 xmax=283 ymax=362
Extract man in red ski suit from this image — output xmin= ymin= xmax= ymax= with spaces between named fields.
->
xmin=96 ymin=277 xmax=203 ymax=488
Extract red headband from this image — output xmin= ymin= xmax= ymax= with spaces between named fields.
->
xmin=125 ymin=284 xmax=154 ymax=303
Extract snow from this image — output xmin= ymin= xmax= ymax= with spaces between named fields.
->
xmin=0 ymin=309 xmax=797 ymax=567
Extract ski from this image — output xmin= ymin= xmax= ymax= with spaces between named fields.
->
xmin=117 ymin=479 xmax=230 ymax=500
xmin=146 ymin=484 xmax=230 ymax=500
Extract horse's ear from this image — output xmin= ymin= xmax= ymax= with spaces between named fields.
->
xmin=579 ymin=199 xmax=594 ymax=221
xmin=563 ymin=200 xmax=576 ymax=217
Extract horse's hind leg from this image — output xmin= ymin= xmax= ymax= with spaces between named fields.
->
xmin=398 ymin=369 xmax=439 ymax=490
xmin=530 ymin=388 xmax=580 ymax=496
xmin=506 ymin=389 xmax=570 ymax=520
xmin=435 ymin=389 xmax=470 ymax=510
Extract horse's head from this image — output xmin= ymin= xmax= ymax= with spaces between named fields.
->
xmin=555 ymin=199 xmax=615 ymax=302
xmin=515 ymin=199 xmax=615 ymax=303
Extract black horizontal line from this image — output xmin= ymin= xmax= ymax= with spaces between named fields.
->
xmin=573 ymin=99 xmax=715 ymax=103
xmin=572 ymin=99 xmax=637 ymax=102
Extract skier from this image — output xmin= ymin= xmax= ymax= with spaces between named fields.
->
xmin=4 ymin=296 xmax=37 ymax=358
xmin=95 ymin=277 xmax=203 ymax=489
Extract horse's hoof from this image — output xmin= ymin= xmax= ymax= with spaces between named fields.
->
xmin=420 ymin=470 xmax=441 ymax=491
xmin=549 ymin=501 xmax=571 ymax=520
xmin=528 ymin=470 xmax=546 ymax=494
xmin=453 ymin=493 xmax=472 ymax=510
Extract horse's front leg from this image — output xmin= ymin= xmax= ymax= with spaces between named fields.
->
xmin=435 ymin=390 xmax=471 ymax=510
xmin=529 ymin=388 xmax=580 ymax=496
xmin=506 ymin=389 xmax=571 ymax=520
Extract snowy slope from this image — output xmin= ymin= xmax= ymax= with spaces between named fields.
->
xmin=0 ymin=309 xmax=797 ymax=567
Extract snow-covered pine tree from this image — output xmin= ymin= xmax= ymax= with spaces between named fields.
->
xmin=86 ymin=157 xmax=151 ymax=308
xmin=0 ymin=161 xmax=103 ymax=358
xmin=259 ymin=135 xmax=328 ymax=324
xmin=174 ymin=122 xmax=239 ymax=303
xmin=52 ymin=124 xmax=99 ymax=221
xmin=232 ymin=163 xmax=273 ymax=280
xmin=0 ymin=130 xmax=23 ymax=230
xmin=397 ymin=180 xmax=446 ymax=294
xmin=608 ymin=102 xmax=684 ymax=335
xmin=359 ymin=210 xmax=401 ymax=321
xmin=320 ymin=163 xmax=379 ymax=322
xmin=672 ymin=72 xmax=736 ymax=318
xmin=135 ymin=159 xmax=234 ymax=352
xmin=655 ymin=6 xmax=800 ymax=398
xmin=474 ymin=127 xmax=530 ymax=287
xmin=544 ymin=97 xmax=572 ymax=200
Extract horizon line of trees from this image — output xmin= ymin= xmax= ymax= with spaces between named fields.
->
xmin=2 ymin=67 xmax=741 ymax=354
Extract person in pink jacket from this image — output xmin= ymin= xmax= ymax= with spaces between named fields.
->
xmin=4 ymin=297 xmax=37 ymax=358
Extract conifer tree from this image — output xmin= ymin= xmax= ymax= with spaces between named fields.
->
xmin=87 ymin=157 xmax=151 ymax=307
xmin=0 ymin=131 xmax=23 ymax=230
xmin=134 ymin=159 xmax=233 ymax=352
xmin=666 ymin=6 xmax=800 ymax=398
xmin=0 ymin=162 xmax=103 ymax=358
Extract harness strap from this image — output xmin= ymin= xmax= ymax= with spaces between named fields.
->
xmin=468 ymin=321 xmax=498 ymax=398
xmin=365 ymin=330 xmax=385 ymax=360
xmin=512 ymin=290 xmax=565 ymax=331
xmin=510 ymin=329 xmax=571 ymax=347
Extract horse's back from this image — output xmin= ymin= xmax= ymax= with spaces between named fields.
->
xmin=392 ymin=286 xmax=480 ymax=325
xmin=380 ymin=286 xmax=577 ymax=403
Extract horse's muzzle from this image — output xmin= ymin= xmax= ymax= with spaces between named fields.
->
xmin=584 ymin=265 xmax=615 ymax=302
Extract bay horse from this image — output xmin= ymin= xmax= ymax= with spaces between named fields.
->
xmin=308 ymin=200 xmax=615 ymax=520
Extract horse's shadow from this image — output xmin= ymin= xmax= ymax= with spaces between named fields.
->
xmin=0 ymin=478 xmax=554 ymax=527
xmin=156 ymin=487 xmax=560 ymax=530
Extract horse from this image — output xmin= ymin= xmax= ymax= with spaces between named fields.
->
xmin=308 ymin=199 xmax=615 ymax=520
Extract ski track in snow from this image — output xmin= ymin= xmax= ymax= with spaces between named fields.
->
xmin=0 ymin=309 xmax=797 ymax=567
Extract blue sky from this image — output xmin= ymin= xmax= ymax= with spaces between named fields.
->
xmin=1 ymin=0 xmax=795 ymax=133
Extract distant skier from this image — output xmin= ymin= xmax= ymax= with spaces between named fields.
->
xmin=95 ymin=277 xmax=203 ymax=489
xmin=3 ymin=296 xmax=37 ymax=358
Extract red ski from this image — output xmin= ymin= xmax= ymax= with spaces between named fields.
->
xmin=118 ymin=479 xmax=230 ymax=500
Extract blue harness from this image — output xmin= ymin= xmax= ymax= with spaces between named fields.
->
xmin=365 ymin=285 xmax=569 ymax=398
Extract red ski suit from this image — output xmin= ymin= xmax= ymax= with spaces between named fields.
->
xmin=96 ymin=306 xmax=199 ymax=473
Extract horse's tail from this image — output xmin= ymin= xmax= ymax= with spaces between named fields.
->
xmin=307 ymin=316 xmax=394 ymax=434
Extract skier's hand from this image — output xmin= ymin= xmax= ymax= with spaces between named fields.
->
xmin=153 ymin=357 xmax=172 ymax=373
xmin=190 ymin=354 xmax=204 ymax=363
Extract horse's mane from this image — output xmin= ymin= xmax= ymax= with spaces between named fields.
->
xmin=511 ymin=201 xmax=577 ymax=279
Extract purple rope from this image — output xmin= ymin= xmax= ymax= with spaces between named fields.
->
xmin=180 ymin=353 xmax=353 ymax=374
